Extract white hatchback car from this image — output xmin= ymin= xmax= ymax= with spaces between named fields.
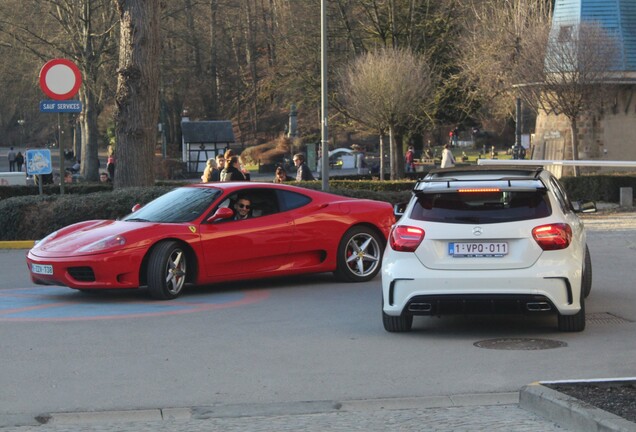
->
xmin=382 ymin=166 xmax=595 ymax=333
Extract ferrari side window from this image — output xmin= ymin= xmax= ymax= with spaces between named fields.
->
xmin=248 ymin=190 xmax=280 ymax=217
xmin=277 ymin=190 xmax=311 ymax=212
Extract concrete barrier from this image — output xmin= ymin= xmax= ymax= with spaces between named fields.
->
xmin=0 ymin=172 xmax=27 ymax=186
xmin=620 ymin=187 xmax=633 ymax=208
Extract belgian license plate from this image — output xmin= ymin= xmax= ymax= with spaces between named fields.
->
xmin=449 ymin=242 xmax=508 ymax=257
xmin=31 ymin=264 xmax=53 ymax=275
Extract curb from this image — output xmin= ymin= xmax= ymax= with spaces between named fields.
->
xmin=520 ymin=381 xmax=636 ymax=432
xmin=0 ymin=241 xmax=34 ymax=249
xmin=5 ymin=392 xmax=519 ymax=427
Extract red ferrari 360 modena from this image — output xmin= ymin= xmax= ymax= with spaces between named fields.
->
xmin=27 ymin=182 xmax=395 ymax=299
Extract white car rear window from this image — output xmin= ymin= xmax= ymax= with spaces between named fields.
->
xmin=410 ymin=190 xmax=551 ymax=224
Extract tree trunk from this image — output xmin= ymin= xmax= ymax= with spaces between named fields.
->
xmin=389 ymin=126 xmax=397 ymax=180
xmin=379 ymin=133 xmax=385 ymax=181
xmin=79 ymin=90 xmax=100 ymax=182
xmin=244 ymin=0 xmax=259 ymax=139
xmin=114 ymin=0 xmax=161 ymax=188
xmin=208 ymin=0 xmax=219 ymax=118
xmin=569 ymin=119 xmax=580 ymax=177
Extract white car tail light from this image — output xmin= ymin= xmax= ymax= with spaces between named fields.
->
xmin=390 ymin=226 xmax=425 ymax=252
xmin=532 ymin=223 xmax=572 ymax=250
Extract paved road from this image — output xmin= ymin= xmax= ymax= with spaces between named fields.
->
xmin=1 ymin=194 xmax=635 ymax=431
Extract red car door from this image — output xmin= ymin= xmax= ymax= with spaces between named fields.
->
xmin=198 ymin=191 xmax=294 ymax=279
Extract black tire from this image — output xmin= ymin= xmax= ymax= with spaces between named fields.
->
xmin=583 ymin=245 xmax=592 ymax=299
xmin=382 ymin=311 xmax=413 ymax=332
xmin=147 ymin=241 xmax=188 ymax=300
xmin=558 ymin=293 xmax=585 ymax=332
xmin=334 ymin=226 xmax=383 ymax=282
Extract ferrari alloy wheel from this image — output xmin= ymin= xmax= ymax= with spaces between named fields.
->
xmin=148 ymin=241 xmax=187 ymax=300
xmin=335 ymin=226 xmax=383 ymax=282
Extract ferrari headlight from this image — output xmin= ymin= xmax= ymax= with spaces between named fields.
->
xmin=77 ymin=235 xmax=127 ymax=253
xmin=32 ymin=231 xmax=59 ymax=249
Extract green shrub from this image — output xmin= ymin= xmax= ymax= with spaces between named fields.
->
xmin=0 ymin=186 xmax=174 ymax=241
xmin=1 ymin=174 xmax=634 ymax=241
xmin=0 ymin=183 xmax=112 ymax=200
xmin=560 ymin=174 xmax=636 ymax=202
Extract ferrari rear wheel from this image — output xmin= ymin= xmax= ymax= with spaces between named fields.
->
xmin=334 ymin=226 xmax=383 ymax=282
xmin=147 ymin=241 xmax=187 ymax=300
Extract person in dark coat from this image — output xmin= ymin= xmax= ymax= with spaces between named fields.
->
xmin=221 ymin=156 xmax=246 ymax=181
xmin=273 ymin=166 xmax=292 ymax=183
xmin=293 ymin=153 xmax=314 ymax=181
xmin=15 ymin=152 xmax=24 ymax=172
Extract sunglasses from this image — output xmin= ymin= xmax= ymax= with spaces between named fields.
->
xmin=237 ymin=204 xmax=250 ymax=209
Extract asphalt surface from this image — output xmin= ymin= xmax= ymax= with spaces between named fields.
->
xmin=2 ymin=212 xmax=635 ymax=431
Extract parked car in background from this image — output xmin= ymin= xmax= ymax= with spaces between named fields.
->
xmin=328 ymin=148 xmax=355 ymax=169
xmin=382 ymin=165 xmax=596 ymax=332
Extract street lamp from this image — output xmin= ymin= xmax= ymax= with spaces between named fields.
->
xmin=17 ymin=119 xmax=25 ymax=148
xmin=320 ymin=0 xmax=329 ymax=191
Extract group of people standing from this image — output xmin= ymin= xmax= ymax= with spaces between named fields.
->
xmin=7 ymin=147 xmax=24 ymax=172
xmin=201 ymin=149 xmax=250 ymax=183
xmin=201 ymin=150 xmax=315 ymax=184
xmin=405 ymin=144 xmax=456 ymax=172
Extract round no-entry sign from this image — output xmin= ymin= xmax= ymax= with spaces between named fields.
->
xmin=39 ymin=58 xmax=82 ymax=100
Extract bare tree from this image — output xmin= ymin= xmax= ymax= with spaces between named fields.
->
xmin=458 ymin=0 xmax=552 ymax=123
xmin=516 ymin=21 xmax=619 ymax=176
xmin=113 ymin=0 xmax=161 ymax=187
xmin=0 ymin=0 xmax=118 ymax=181
xmin=338 ymin=47 xmax=434 ymax=179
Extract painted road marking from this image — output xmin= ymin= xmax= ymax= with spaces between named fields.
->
xmin=0 ymin=287 xmax=270 ymax=322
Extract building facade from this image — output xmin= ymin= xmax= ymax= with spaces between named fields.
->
xmin=533 ymin=0 xmax=636 ymax=176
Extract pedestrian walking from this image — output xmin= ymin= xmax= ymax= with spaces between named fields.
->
xmin=440 ymin=144 xmax=456 ymax=168
xmin=107 ymin=155 xmax=115 ymax=180
xmin=7 ymin=147 xmax=17 ymax=172
xmin=405 ymin=146 xmax=415 ymax=173
xmin=15 ymin=151 xmax=24 ymax=172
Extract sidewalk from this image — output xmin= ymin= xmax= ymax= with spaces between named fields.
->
xmin=3 ymin=388 xmax=635 ymax=431
xmin=0 ymin=392 xmax=565 ymax=432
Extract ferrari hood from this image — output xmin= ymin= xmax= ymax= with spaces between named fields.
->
xmin=31 ymin=220 xmax=158 ymax=256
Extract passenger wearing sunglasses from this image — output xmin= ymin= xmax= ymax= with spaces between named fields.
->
xmin=233 ymin=197 xmax=252 ymax=220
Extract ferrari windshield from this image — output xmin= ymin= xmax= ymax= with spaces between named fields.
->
xmin=121 ymin=187 xmax=222 ymax=223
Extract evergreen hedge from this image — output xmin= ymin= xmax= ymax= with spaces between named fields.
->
xmin=0 ymin=174 xmax=633 ymax=241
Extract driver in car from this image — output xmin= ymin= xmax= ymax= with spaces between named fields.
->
xmin=233 ymin=196 xmax=252 ymax=220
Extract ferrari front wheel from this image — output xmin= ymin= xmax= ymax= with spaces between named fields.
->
xmin=147 ymin=241 xmax=188 ymax=300
xmin=334 ymin=226 xmax=383 ymax=282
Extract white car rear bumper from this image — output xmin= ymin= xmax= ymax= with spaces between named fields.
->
xmin=382 ymin=253 xmax=582 ymax=316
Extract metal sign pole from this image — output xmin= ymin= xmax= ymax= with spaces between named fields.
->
xmin=58 ymin=113 xmax=65 ymax=195
xmin=320 ymin=0 xmax=329 ymax=191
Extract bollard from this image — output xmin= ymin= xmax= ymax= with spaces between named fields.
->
xmin=619 ymin=187 xmax=633 ymax=208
